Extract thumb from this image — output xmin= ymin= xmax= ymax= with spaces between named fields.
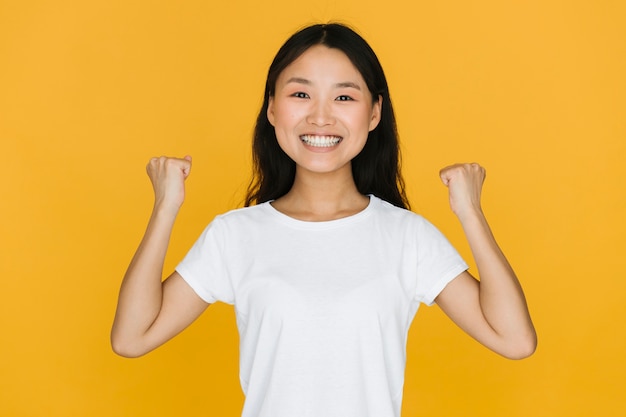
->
xmin=439 ymin=169 xmax=451 ymax=187
xmin=181 ymin=155 xmax=192 ymax=178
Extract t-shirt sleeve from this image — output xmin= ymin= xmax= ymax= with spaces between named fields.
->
xmin=175 ymin=217 xmax=235 ymax=305
xmin=414 ymin=217 xmax=468 ymax=306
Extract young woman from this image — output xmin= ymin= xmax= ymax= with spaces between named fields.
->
xmin=111 ymin=23 xmax=536 ymax=417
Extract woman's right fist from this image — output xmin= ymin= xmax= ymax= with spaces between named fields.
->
xmin=146 ymin=155 xmax=192 ymax=212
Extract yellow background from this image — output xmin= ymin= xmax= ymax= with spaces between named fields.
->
xmin=1 ymin=0 xmax=625 ymax=415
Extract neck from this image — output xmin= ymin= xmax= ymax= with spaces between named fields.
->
xmin=272 ymin=166 xmax=369 ymax=221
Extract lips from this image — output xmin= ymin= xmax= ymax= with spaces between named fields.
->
xmin=300 ymin=134 xmax=342 ymax=147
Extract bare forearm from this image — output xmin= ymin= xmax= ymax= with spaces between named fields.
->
xmin=438 ymin=163 xmax=536 ymax=358
xmin=111 ymin=206 xmax=177 ymax=351
xmin=459 ymin=209 xmax=536 ymax=350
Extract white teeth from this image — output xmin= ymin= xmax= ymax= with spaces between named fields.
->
xmin=300 ymin=135 xmax=342 ymax=147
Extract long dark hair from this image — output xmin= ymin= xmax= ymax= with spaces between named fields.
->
xmin=245 ymin=23 xmax=409 ymax=210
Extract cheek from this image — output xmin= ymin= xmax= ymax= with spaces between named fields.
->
xmin=349 ymin=107 xmax=377 ymax=131
xmin=271 ymin=104 xmax=296 ymax=128
xmin=271 ymin=111 xmax=296 ymax=147
xmin=268 ymin=98 xmax=297 ymax=127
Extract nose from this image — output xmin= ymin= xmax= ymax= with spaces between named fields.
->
xmin=306 ymin=99 xmax=335 ymax=126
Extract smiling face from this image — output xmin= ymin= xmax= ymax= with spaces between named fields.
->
xmin=267 ymin=45 xmax=382 ymax=177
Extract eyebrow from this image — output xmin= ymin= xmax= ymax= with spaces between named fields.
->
xmin=285 ymin=77 xmax=362 ymax=91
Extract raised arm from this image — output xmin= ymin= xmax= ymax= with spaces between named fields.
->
xmin=111 ymin=156 xmax=209 ymax=358
xmin=435 ymin=163 xmax=537 ymax=359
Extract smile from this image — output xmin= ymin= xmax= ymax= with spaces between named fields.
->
xmin=300 ymin=135 xmax=342 ymax=148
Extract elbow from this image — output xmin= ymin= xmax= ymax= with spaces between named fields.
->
xmin=111 ymin=344 xmax=145 ymax=359
xmin=110 ymin=332 xmax=150 ymax=358
xmin=500 ymin=331 xmax=538 ymax=360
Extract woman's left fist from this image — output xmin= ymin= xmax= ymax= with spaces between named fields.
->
xmin=439 ymin=163 xmax=486 ymax=219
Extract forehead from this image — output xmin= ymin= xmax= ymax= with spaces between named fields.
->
xmin=276 ymin=45 xmax=366 ymax=85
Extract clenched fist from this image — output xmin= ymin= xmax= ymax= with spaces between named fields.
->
xmin=146 ymin=155 xmax=192 ymax=213
xmin=439 ymin=163 xmax=486 ymax=220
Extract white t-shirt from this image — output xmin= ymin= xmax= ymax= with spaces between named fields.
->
xmin=176 ymin=195 xmax=468 ymax=417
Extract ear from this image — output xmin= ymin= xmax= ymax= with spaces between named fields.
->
xmin=368 ymin=95 xmax=382 ymax=131
xmin=267 ymin=96 xmax=276 ymax=127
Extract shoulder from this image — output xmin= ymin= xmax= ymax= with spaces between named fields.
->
xmin=372 ymin=195 xmax=427 ymax=224
xmin=194 ymin=203 xmax=274 ymax=240
xmin=213 ymin=202 xmax=273 ymax=224
xmin=372 ymin=195 xmax=450 ymax=239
